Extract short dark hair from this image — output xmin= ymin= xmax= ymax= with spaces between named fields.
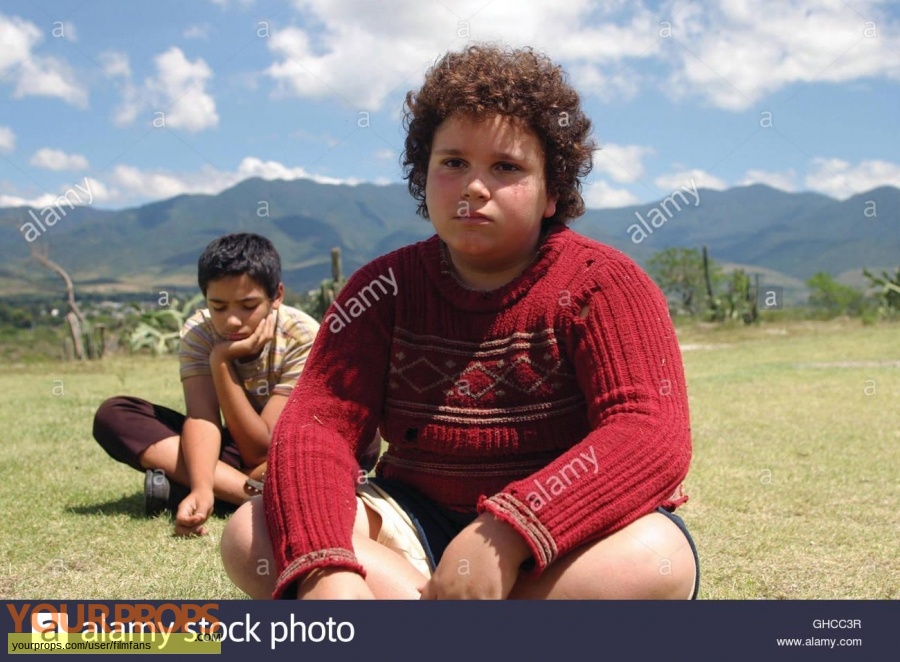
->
xmin=402 ymin=44 xmax=596 ymax=226
xmin=197 ymin=233 xmax=281 ymax=299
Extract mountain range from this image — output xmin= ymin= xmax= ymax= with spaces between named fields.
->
xmin=1 ymin=179 xmax=897 ymax=303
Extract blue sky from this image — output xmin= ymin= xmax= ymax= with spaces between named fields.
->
xmin=1 ymin=0 xmax=899 ymax=211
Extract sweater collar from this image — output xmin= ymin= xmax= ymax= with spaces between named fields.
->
xmin=419 ymin=224 xmax=569 ymax=312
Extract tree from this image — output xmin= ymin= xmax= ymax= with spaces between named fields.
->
xmin=646 ymin=247 xmax=721 ymax=316
xmin=806 ymin=272 xmax=866 ymax=318
xmin=31 ymin=245 xmax=104 ymax=359
xmin=862 ymin=267 xmax=900 ymax=317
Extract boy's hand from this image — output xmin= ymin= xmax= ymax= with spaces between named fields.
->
xmin=296 ymin=568 xmax=375 ymax=600
xmin=419 ymin=512 xmax=531 ymax=600
xmin=173 ymin=489 xmax=215 ymax=537
xmin=214 ymin=312 xmax=276 ymax=361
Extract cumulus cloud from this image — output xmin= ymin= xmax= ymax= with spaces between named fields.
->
xmin=0 ymin=192 xmax=59 ymax=208
xmin=583 ymin=180 xmax=640 ymax=208
xmin=594 ymin=143 xmax=655 ymax=184
xmin=104 ymin=157 xmax=359 ymax=202
xmin=665 ymin=0 xmax=900 ymax=110
xmin=739 ymin=169 xmax=797 ymax=192
xmin=0 ymin=13 xmax=88 ymax=107
xmin=655 ymin=169 xmax=728 ymax=192
xmin=265 ymin=0 xmax=664 ymax=109
xmin=98 ymin=51 xmax=131 ymax=78
xmin=259 ymin=1 xmax=900 ymax=112
xmin=805 ymin=157 xmax=900 ymax=199
xmin=29 ymin=148 xmax=90 ymax=171
xmin=1 ymin=156 xmax=364 ymax=210
xmin=0 ymin=176 xmax=107 ymax=208
xmin=114 ymin=47 xmax=218 ymax=131
xmin=0 ymin=126 xmax=15 ymax=153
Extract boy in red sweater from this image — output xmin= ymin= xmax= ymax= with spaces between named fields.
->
xmin=221 ymin=45 xmax=699 ymax=599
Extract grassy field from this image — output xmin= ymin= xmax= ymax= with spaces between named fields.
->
xmin=1 ymin=319 xmax=897 ymax=600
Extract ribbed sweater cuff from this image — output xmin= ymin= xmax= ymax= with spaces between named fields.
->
xmin=272 ymin=548 xmax=365 ymax=599
xmin=478 ymin=493 xmax=558 ymax=576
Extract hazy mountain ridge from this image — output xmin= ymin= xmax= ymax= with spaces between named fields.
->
xmin=1 ymin=179 xmax=896 ymax=297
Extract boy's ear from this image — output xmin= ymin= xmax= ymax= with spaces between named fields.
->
xmin=272 ymin=282 xmax=285 ymax=308
xmin=543 ymin=194 xmax=558 ymax=219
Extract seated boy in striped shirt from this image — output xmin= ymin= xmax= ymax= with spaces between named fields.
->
xmin=93 ymin=233 xmax=321 ymax=536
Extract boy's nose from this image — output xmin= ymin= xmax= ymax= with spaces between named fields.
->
xmin=225 ymin=313 xmax=243 ymax=330
xmin=462 ymin=174 xmax=489 ymax=199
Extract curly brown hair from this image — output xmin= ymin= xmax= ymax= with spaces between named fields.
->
xmin=402 ymin=44 xmax=595 ymax=226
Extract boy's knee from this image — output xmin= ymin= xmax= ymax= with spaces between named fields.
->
xmin=221 ymin=498 xmax=276 ymax=598
xmin=93 ymin=396 xmax=126 ymax=430
xmin=633 ymin=513 xmax=696 ymax=599
xmin=221 ymin=502 xmax=254 ymax=571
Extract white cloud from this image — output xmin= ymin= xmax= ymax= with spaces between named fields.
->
xmin=263 ymin=1 xmax=900 ymax=114
xmin=739 ymin=169 xmax=796 ymax=192
xmin=655 ymin=169 xmax=728 ymax=192
xmin=583 ymin=180 xmax=640 ymax=208
xmin=805 ymin=158 xmax=900 ymax=199
xmin=15 ymin=57 xmax=88 ymax=107
xmin=0 ymin=126 xmax=15 ymax=153
xmin=0 ymin=176 xmax=104 ymax=208
xmin=594 ymin=143 xmax=655 ymax=184
xmin=83 ymin=177 xmax=113 ymax=202
xmin=236 ymin=156 xmax=358 ymax=185
xmin=266 ymin=1 xmax=663 ymax=109
xmin=666 ymin=0 xmax=900 ymax=110
xmin=375 ymin=148 xmax=396 ymax=161
xmin=0 ymin=13 xmax=88 ymax=107
xmin=98 ymin=51 xmax=131 ymax=78
xmin=0 ymin=192 xmax=59 ymax=208
xmin=114 ymin=47 xmax=218 ymax=132
xmin=29 ymin=148 xmax=90 ymax=171
xmin=106 ymin=157 xmax=359 ymax=202
xmin=0 ymin=13 xmax=41 ymax=73
xmin=110 ymin=165 xmax=192 ymax=200
xmin=1 ymin=156 xmax=364 ymax=210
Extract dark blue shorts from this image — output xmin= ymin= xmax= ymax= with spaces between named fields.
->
xmin=369 ymin=477 xmax=700 ymax=599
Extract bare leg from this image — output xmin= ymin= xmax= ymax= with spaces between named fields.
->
xmin=139 ymin=435 xmax=251 ymax=505
xmin=221 ymin=496 xmax=427 ymax=599
xmin=508 ymin=512 xmax=697 ymax=599
xmin=352 ymin=501 xmax=427 ymax=599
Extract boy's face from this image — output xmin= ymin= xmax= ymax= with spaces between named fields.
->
xmin=205 ymin=274 xmax=283 ymax=341
xmin=425 ymin=113 xmax=557 ymax=286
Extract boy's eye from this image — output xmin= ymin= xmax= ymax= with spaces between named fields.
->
xmin=442 ymin=158 xmax=465 ymax=168
xmin=496 ymin=162 xmax=519 ymax=172
xmin=210 ymin=306 xmax=226 ymax=312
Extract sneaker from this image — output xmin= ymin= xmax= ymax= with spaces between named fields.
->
xmin=143 ymin=469 xmax=190 ymax=516
xmin=144 ymin=469 xmax=170 ymax=516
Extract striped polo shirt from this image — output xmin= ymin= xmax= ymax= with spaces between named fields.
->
xmin=178 ymin=304 xmax=320 ymax=412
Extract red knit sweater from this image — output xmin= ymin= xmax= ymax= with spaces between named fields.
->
xmin=264 ymin=225 xmax=691 ymax=597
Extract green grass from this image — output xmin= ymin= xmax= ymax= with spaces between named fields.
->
xmin=0 ymin=319 xmax=897 ymax=599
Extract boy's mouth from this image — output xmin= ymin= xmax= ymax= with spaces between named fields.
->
xmin=455 ymin=211 xmax=490 ymax=221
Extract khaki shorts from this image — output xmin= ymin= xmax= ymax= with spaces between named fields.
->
xmin=356 ymin=482 xmax=432 ymax=578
